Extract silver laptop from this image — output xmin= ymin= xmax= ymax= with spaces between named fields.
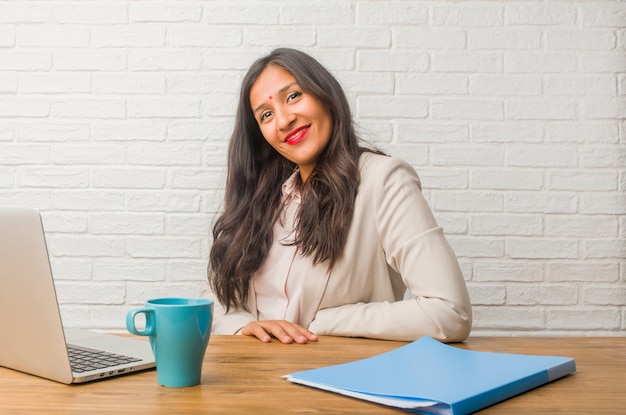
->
xmin=0 ymin=207 xmax=155 ymax=384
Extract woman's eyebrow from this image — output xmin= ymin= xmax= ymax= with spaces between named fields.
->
xmin=253 ymin=82 xmax=298 ymax=114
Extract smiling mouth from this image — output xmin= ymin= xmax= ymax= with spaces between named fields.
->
xmin=284 ymin=125 xmax=310 ymax=145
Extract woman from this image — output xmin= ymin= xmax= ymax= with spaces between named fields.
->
xmin=208 ymin=48 xmax=471 ymax=344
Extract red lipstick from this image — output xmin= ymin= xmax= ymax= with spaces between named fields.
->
xmin=284 ymin=125 xmax=310 ymax=145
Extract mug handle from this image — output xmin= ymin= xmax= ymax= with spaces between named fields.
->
xmin=126 ymin=308 xmax=156 ymax=336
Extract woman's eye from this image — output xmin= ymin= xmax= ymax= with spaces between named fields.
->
xmin=260 ymin=111 xmax=272 ymax=121
xmin=287 ymin=91 xmax=302 ymax=101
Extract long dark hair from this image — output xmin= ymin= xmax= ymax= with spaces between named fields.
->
xmin=209 ymin=48 xmax=376 ymax=310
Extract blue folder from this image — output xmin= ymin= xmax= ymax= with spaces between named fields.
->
xmin=284 ymin=336 xmax=576 ymax=415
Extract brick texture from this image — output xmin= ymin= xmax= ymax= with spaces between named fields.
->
xmin=0 ymin=0 xmax=624 ymax=335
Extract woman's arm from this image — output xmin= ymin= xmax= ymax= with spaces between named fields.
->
xmin=309 ymin=156 xmax=472 ymax=342
xmin=208 ymin=285 xmax=256 ymax=335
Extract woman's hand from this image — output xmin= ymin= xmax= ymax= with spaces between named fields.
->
xmin=241 ymin=320 xmax=318 ymax=344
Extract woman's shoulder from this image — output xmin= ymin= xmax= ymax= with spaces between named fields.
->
xmin=358 ymin=151 xmax=422 ymax=195
xmin=359 ymin=151 xmax=418 ymax=177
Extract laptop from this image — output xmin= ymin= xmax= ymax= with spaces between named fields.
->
xmin=0 ymin=207 xmax=156 ymax=384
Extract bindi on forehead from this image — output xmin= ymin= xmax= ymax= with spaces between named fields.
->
xmin=269 ymin=95 xmax=273 ymax=100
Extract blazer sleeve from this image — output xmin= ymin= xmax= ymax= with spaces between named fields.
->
xmin=207 ymin=283 xmax=256 ymax=335
xmin=308 ymin=156 xmax=472 ymax=342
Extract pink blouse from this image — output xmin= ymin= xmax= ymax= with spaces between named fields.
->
xmin=253 ymin=171 xmax=306 ymax=323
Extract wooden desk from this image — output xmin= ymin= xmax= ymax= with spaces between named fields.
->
xmin=0 ymin=335 xmax=624 ymax=414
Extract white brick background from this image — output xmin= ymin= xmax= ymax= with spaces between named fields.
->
xmin=0 ymin=1 xmax=624 ymax=336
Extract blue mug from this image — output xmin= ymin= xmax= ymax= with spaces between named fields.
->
xmin=126 ymin=298 xmax=213 ymax=387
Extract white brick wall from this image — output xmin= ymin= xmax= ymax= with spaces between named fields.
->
xmin=0 ymin=0 xmax=624 ymax=336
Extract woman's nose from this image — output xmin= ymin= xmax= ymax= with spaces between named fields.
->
xmin=276 ymin=108 xmax=296 ymax=130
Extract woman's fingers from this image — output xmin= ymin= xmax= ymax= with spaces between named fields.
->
xmin=242 ymin=320 xmax=318 ymax=344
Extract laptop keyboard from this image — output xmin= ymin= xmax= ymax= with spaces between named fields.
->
xmin=68 ymin=345 xmax=142 ymax=373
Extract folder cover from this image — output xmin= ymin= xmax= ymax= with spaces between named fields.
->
xmin=284 ymin=336 xmax=576 ymax=415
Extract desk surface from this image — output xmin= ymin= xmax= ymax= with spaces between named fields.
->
xmin=0 ymin=335 xmax=624 ymax=414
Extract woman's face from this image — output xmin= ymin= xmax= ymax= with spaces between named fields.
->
xmin=249 ymin=65 xmax=332 ymax=182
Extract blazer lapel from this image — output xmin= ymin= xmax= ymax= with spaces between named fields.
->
xmin=245 ymin=279 xmax=258 ymax=319
xmin=244 ymin=262 xmax=330 ymax=328
xmin=299 ymin=264 xmax=330 ymax=328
